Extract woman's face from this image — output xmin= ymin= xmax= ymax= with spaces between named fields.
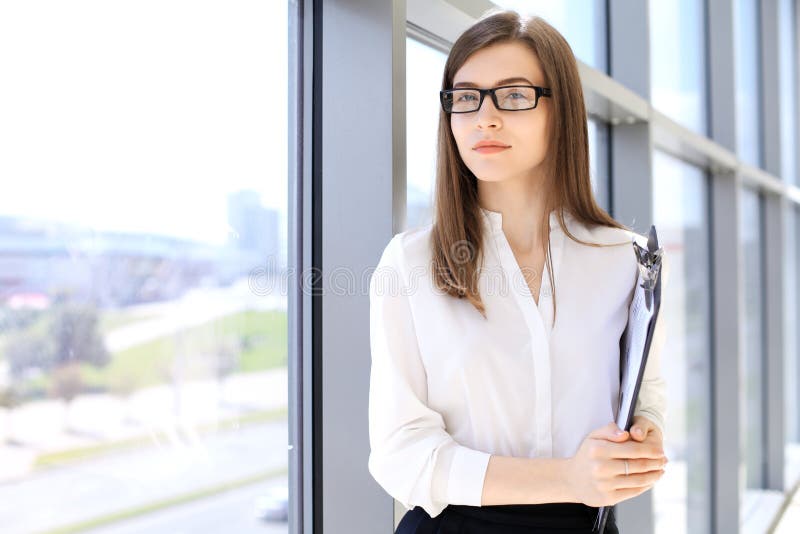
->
xmin=449 ymin=41 xmax=550 ymax=184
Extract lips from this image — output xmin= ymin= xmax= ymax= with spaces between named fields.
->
xmin=472 ymin=139 xmax=511 ymax=156
xmin=472 ymin=140 xmax=511 ymax=149
xmin=474 ymin=146 xmax=509 ymax=154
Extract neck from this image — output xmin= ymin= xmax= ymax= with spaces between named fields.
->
xmin=478 ymin=175 xmax=550 ymax=254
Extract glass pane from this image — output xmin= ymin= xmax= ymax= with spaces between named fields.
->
xmin=651 ymin=150 xmax=712 ymax=534
xmin=491 ymin=0 xmax=608 ymax=72
xmin=649 ymin=0 xmax=708 ymax=135
xmin=588 ymin=119 xmax=610 ymax=212
xmin=734 ymin=0 xmax=763 ymax=167
xmin=0 ymin=3 xmax=290 ymax=533
xmin=739 ymin=187 xmax=766 ymax=521
xmin=779 ymin=0 xmax=798 ymax=184
xmin=785 ymin=206 xmax=800 ymax=485
xmin=406 ymin=37 xmax=446 ymax=231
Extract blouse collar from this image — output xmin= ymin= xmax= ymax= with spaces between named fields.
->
xmin=479 ymin=206 xmax=570 ymax=236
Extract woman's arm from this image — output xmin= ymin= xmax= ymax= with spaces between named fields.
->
xmin=481 ymin=455 xmax=574 ymax=505
xmin=368 ymin=235 xmax=491 ymax=519
xmin=484 ymin=418 xmax=665 ymax=507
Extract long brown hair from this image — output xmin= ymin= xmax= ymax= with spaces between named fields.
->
xmin=430 ymin=9 xmax=631 ymax=322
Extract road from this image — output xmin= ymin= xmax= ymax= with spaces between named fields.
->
xmin=0 ymin=421 xmax=287 ymax=534
xmin=86 ymin=477 xmax=289 ymax=534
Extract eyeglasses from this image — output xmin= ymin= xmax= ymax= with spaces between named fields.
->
xmin=439 ymin=85 xmax=552 ymax=114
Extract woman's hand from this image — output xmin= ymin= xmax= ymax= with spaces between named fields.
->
xmin=628 ymin=415 xmax=665 ymax=452
xmin=566 ymin=421 xmax=667 ymax=507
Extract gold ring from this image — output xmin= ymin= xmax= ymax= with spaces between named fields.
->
xmin=624 ymin=460 xmax=629 ymax=476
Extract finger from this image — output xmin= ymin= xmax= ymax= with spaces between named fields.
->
xmin=601 ymin=458 xmax=665 ymax=478
xmin=599 ymin=440 xmax=665 ymax=460
xmin=612 ymin=469 xmax=665 ymax=490
xmin=624 ymin=457 xmax=667 ymax=475
xmin=611 ymin=458 xmax=667 ymax=476
xmin=629 ymin=425 xmax=648 ymax=441
xmin=629 ymin=417 xmax=655 ymax=441
xmin=588 ymin=422 xmax=629 ymax=442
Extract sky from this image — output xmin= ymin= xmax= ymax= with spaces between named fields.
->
xmin=0 ymin=1 xmax=288 ymax=246
xmin=0 ymin=0 xmax=722 ymax=246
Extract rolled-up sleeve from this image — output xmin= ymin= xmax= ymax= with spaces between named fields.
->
xmin=633 ymin=249 xmax=670 ymax=437
xmin=367 ymin=235 xmax=492 ymax=518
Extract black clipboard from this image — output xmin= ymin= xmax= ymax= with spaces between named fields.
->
xmin=593 ymin=225 xmax=663 ymax=533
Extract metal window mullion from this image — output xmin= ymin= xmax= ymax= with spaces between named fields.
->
xmin=710 ymin=170 xmax=743 ymax=534
xmin=608 ymin=0 xmax=654 ymax=530
xmin=760 ymin=0 xmax=788 ymax=493
xmin=316 ymin=1 xmax=407 ymax=533
xmin=288 ymin=0 xmax=313 ymax=532
xmin=763 ymin=192 xmax=787 ymax=491
xmin=707 ymin=0 xmax=741 ymax=532
xmin=760 ymin=0 xmax=782 ymax=177
xmin=785 ymin=0 xmax=800 ymax=189
xmin=792 ymin=0 xmax=800 ymax=447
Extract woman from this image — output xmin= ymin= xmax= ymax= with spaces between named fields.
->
xmin=368 ymin=9 xmax=669 ymax=534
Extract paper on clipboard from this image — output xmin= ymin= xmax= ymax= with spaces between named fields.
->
xmin=593 ymin=225 xmax=664 ymax=534
xmin=617 ymin=267 xmax=661 ymax=428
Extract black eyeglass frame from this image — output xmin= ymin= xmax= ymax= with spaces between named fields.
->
xmin=439 ymin=85 xmax=553 ymax=114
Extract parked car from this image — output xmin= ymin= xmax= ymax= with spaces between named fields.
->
xmin=253 ymin=485 xmax=288 ymax=522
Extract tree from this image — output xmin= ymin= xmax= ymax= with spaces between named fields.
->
xmin=49 ymin=362 xmax=83 ymax=431
xmin=3 ymin=301 xmax=110 ymax=431
xmin=5 ymin=327 xmax=54 ymax=378
xmin=5 ymin=302 xmax=109 ymax=376
xmin=47 ymin=303 xmax=110 ymax=431
xmin=214 ymin=335 xmax=241 ymax=406
xmin=0 ymin=385 xmax=21 ymax=444
xmin=49 ymin=303 xmax=110 ymax=369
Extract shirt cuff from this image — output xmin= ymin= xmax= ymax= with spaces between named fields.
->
xmin=435 ymin=442 xmax=492 ymax=506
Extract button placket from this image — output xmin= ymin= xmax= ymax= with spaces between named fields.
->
xmin=479 ymin=207 xmax=561 ymax=458
xmin=537 ymin=211 xmax=565 ymax=336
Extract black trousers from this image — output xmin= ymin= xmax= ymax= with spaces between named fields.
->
xmin=395 ymin=502 xmax=619 ymax=534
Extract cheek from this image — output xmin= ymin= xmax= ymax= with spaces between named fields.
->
xmin=510 ymin=117 xmax=548 ymax=154
xmin=529 ymin=116 xmax=551 ymax=154
xmin=450 ymin=121 xmax=475 ymax=159
xmin=450 ymin=118 xmax=467 ymax=146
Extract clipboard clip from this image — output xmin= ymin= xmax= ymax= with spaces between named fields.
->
xmin=595 ymin=225 xmax=665 ymax=533
xmin=631 ymin=225 xmax=663 ymax=311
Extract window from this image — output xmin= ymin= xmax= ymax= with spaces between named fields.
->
xmin=406 ymin=37 xmax=446 ymax=231
xmin=734 ymin=0 xmax=763 ymax=168
xmin=649 ymin=0 xmax=709 ymax=135
xmin=779 ymin=0 xmax=798 ymax=184
xmin=651 ymin=150 xmax=713 ymax=534
xmin=785 ymin=206 xmax=800 ymax=485
xmin=0 ymin=3 xmax=290 ymax=532
xmin=588 ymin=119 xmax=610 ymax=212
xmin=739 ymin=187 xmax=767 ymax=523
xmin=492 ymin=0 xmax=608 ymax=72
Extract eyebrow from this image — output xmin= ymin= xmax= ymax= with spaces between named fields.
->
xmin=452 ymin=76 xmax=535 ymax=89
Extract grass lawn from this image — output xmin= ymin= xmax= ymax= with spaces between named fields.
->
xmin=81 ymin=309 xmax=287 ymax=393
xmin=97 ymin=309 xmax=162 ymax=335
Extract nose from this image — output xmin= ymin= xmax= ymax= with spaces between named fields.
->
xmin=474 ymin=92 xmax=501 ymax=128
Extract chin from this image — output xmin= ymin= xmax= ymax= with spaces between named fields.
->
xmin=472 ymin=173 xmax=512 ymax=183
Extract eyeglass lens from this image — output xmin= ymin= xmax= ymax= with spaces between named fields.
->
xmin=444 ymin=87 xmax=539 ymax=112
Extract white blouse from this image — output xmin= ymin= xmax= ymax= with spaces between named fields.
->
xmin=367 ymin=206 xmax=669 ymax=519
